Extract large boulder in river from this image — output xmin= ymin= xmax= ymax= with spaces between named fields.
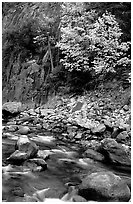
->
xmin=78 ymin=171 xmax=130 ymax=202
xmin=2 ymin=102 xmax=22 ymax=118
xmin=16 ymin=135 xmax=38 ymax=158
xmin=8 ymin=136 xmax=38 ymax=163
xmin=99 ymin=138 xmax=131 ymax=167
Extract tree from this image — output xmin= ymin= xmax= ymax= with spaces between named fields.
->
xmin=57 ymin=3 xmax=130 ymax=88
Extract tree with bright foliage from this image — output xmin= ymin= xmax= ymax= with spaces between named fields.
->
xmin=57 ymin=3 xmax=130 ymax=81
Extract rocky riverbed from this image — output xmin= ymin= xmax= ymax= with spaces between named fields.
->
xmin=2 ymin=89 xmax=131 ymax=202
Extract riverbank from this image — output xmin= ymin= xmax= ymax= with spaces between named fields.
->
xmin=2 ymin=87 xmax=131 ymax=202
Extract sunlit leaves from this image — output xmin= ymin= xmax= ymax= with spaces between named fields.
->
xmin=57 ymin=3 xmax=130 ymax=77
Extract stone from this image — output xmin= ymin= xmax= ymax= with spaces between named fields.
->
xmin=27 ymin=108 xmax=37 ymax=116
xmin=36 ymin=124 xmax=42 ymax=130
xmin=17 ymin=126 xmax=30 ymax=135
xmin=29 ymin=158 xmax=47 ymax=169
xmin=123 ymin=105 xmax=129 ymax=111
xmin=42 ymin=121 xmax=49 ymax=129
xmin=111 ymin=127 xmax=120 ymax=138
xmin=75 ymin=132 xmax=83 ymax=139
xmin=91 ymin=124 xmax=106 ymax=134
xmin=37 ymin=150 xmax=51 ymax=160
xmin=84 ymin=149 xmax=104 ymax=161
xmin=7 ymin=150 xmax=28 ymax=162
xmin=6 ymin=121 xmax=16 ymax=125
xmin=116 ymin=131 xmax=129 ymax=143
xmin=16 ymin=135 xmax=38 ymax=158
xmin=101 ymin=119 xmax=112 ymax=129
xmin=7 ymin=125 xmax=18 ymax=132
xmin=2 ymin=102 xmax=22 ymax=118
xmin=78 ymin=171 xmax=130 ymax=202
xmin=99 ymin=138 xmax=131 ymax=166
xmin=71 ymin=102 xmax=83 ymax=113
xmin=40 ymin=109 xmax=54 ymax=116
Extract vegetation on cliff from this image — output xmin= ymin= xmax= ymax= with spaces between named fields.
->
xmin=2 ymin=2 xmax=131 ymax=104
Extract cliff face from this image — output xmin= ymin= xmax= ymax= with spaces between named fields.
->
xmin=2 ymin=60 xmax=49 ymax=104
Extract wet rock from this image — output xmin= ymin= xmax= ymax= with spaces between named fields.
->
xmin=29 ymin=158 xmax=47 ymax=170
xmin=16 ymin=116 xmax=34 ymax=124
xmin=2 ymin=102 xmax=22 ymax=118
xmin=83 ymin=149 xmax=104 ymax=161
xmin=7 ymin=125 xmax=18 ymax=132
xmin=37 ymin=150 xmax=51 ymax=160
xmin=36 ymin=124 xmax=42 ymax=130
xmin=40 ymin=109 xmax=54 ymax=116
xmin=91 ymin=124 xmax=106 ymax=134
xmin=31 ymin=135 xmax=56 ymax=148
xmin=42 ymin=121 xmax=49 ymax=129
xmin=78 ymin=171 xmax=130 ymax=202
xmin=116 ymin=131 xmax=129 ymax=143
xmin=17 ymin=126 xmax=30 ymax=135
xmin=111 ymin=127 xmax=121 ymax=138
xmin=99 ymin=138 xmax=131 ymax=166
xmin=101 ymin=119 xmax=112 ymax=129
xmin=27 ymin=108 xmax=37 ymax=116
xmin=7 ymin=150 xmax=28 ymax=162
xmin=6 ymin=121 xmax=17 ymax=125
xmin=123 ymin=105 xmax=129 ymax=111
xmin=75 ymin=132 xmax=83 ymax=139
xmin=16 ymin=135 xmax=38 ymax=158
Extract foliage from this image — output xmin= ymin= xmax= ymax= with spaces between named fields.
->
xmin=2 ymin=2 xmax=131 ymax=103
xmin=84 ymin=2 xmax=131 ymax=42
xmin=57 ymin=3 xmax=130 ymax=84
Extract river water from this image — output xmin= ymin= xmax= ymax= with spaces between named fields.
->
xmin=2 ymin=126 xmax=131 ymax=202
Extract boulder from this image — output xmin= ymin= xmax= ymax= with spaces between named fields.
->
xmin=84 ymin=149 xmax=104 ymax=161
xmin=28 ymin=158 xmax=47 ymax=170
xmin=116 ymin=131 xmax=129 ymax=143
xmin=37 ymin=150 xmax=51 ymax=160
xmin=16 ymin=135 xmax=38 ymax=158
xmin=91 ymin=124 xmax=106 ymax=134
xmin=123 ymin=105 xmax=129 ymax=111
xmin=7 ymin=125 xmax=18 ymax=132
xmin=17 ymin=126 xmax=30 ymax=135
xmin=7 ymin=150 xmax=28 ymax=162
xmin=78 ymin=171 xmax=130 ymax=202
xmin=99 ymin=138 xmax=131 ymax=167
xmin=2 ymin=102 xmax=22 ymax=118
xmin=111 ymin=127 xmax=121 ymax=138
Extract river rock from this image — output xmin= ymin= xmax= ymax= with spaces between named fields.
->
xmin=83 ymin=149 xmax=104 ymax=161
xmin=16 ymin=135 xmax=38 ymax=158
xmin=78 ymin=171 xmax=130 ymax=201
xmin=116 ymin=131 xmax=129 ymax=143
xmin=123 ymin=105 xmax=129 ymax=111
xmin=29 ymin=158 xmax=47 ymax=169
xmin=7 ymin=150 xmax=28 ymax=162
xmin=111 ymin=127 xmax=121 ymax=138
xmin=99 ymin=138 xmax=131 ymax=166
xmin=37 ymin=150 xmax=51 ymax=160
xmin=7 ymin=125 xmax=18 ymax=132
xmin=91 ymin=124 xmax=106 ymax=134
xmin=17 ymin=126 xmax=30 ymax=135
xmin=2 ymin=102 xmax=22 ymax=118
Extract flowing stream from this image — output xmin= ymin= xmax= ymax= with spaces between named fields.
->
xmin=2 ymin=124 xmax=131 ymax=202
